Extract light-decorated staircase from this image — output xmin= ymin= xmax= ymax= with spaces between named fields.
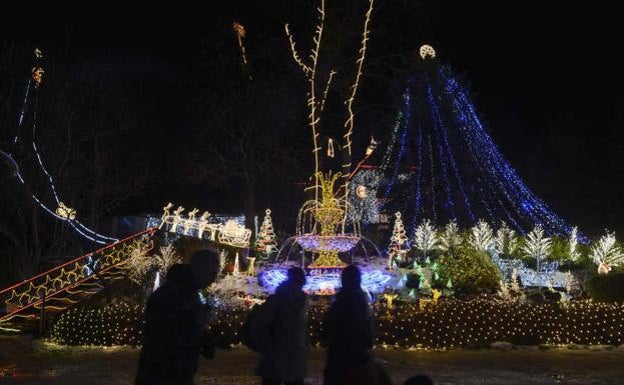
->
xmin=0 ymin=228 xmax=157 ymax=332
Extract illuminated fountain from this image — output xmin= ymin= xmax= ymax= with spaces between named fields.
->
xmin=260 ymin=172 xmax=391 ymax=295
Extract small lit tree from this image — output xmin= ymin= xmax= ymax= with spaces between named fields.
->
xmin=255 ymin=208 xmax=277 ymax=258
xmin=152 ymin=244 xmax=182 ymax=278
xmin=590 ymin=231 xmax=624 ymax=275
xmin=521 ymin=225 xmax=551 ymax=272
xmin=413 ymin=219 xmax=438 ymax=260
xmin=438 ymin=221 xmax=462 ymax=252
xmin=469 ymin=219 xmax=494 ymax=253
xmin=123 ymin=240 xmax=153 ymax=288
xmin=569 ymin=226 xmax=580 ymax=262
xmin=388 ymin=212 xmax=409 ymax=268
xmin=495 ymin=222 xmax=518 ymax=256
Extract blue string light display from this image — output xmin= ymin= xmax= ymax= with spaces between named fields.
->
xmin=5 ymin=49 xmax=118 ymax=244
xmin=379 ymin=56 xmax=571 ymax=236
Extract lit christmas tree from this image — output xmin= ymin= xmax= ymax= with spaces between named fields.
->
xmin=255 ymin=208 xmax=277 ymax=259
xmin=388 ymin=212 xmax=409 ymax=269
xmin=377 ymin=45 xmax=572 ymax=236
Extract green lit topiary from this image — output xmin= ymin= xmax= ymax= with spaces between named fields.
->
xmin=438 ymin=246 xmax=500 ymax=294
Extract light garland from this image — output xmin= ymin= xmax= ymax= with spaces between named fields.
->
xmin=7 ymin=48 xmax=118 ymax=244
xmin=341 ymin=0 xmax=376 ymax=218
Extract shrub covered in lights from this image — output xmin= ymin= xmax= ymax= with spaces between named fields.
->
xmin=50 ymin=302 xmax=143 ymax=346
xmin=50 ymin=295 xmax=624 ymax=349
xmin=438 ymin=247 xmax=500 ymax=295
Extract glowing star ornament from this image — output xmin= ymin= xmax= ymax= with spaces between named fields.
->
xmin=419 ymin=44 xmax=436 ymax=60
xmin=55 ymin=202 xmax=77 ymax=220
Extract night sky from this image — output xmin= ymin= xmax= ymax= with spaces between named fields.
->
xmin=1 ymin=1 xmax=622 ymax=235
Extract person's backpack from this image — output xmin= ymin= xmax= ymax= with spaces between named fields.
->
xmin=241 ymin=298 xmax=274 ymax=352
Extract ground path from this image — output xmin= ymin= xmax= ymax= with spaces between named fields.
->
xmin=1 ymin=336 xmax=623 ymax=384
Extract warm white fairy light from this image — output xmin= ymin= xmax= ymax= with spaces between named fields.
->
xmin=590 ymin=231 xmax=624 ymax=275
xmin=495 ymin=222 xmax=517 ymax=256
xmin=232 ymin=22 xmax=248 ymax=67
xmin=319 ymin=69 xmax=337 ymax=114
xmin=284 ymin=0 xmax=327 ymax=205
xmin=438 ymin=221 xmax=462 ymax=252
xmin=152 ymin=244 xmax=181 ymax=278
xmin=468 ymin=219 xmax=494 ymax=253
xmin=341 ymin=0 xmax=375 ymax=219
xmin=413 ymin=219 xmax=438 ymax=259
xmin=521 ymin=225 xmax=552 ymax=272
xmin=569 ymin=226 xmax=580 ymax=262
xmin=419 ymin=44 xmax=436 ymax=60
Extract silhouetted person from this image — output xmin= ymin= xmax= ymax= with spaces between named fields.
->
xmin=404 ymin=375 xmax=433 ymax=385
xmin=256 ymin=267 xmax=308 ymax=385
xmin=135 ymin=249 xmax=221 ymax=385
xmin=322 ymin=265 xmax=376 ymax=385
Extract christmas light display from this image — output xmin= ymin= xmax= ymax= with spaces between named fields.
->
xmin=259 ymin=268 xmax=392 ymax=295
xmin=232 ymin=22 xmax=248 ymax=68
xmin=495 ymin=222 xmax=518 ymax=256
xmin=341 ymin=0 xmax=375 ymax=212
xmin=347 ymin=168 xmax=380 ymax=225
xmin=159 ymin=202 xmax=251 ymax=248
xmin=569 ymin=226 xmax=581 ymax=262
xmin=387 ymin=212 xmax=409 ymax=268
xmin=50 ymin=298 xmax=624 ymax=349
xmin=123 ymin=241 xmax=154 ymax=286
xmin=413 ymin=219 xmax=438 ymax=259
xmin=590 ymin=231 xmax=624 ymax=275
xmin=378 ymin=49 xmax=572 ymax=236
xmin=419 ymin=44 xmax=436 ymax=60
xmin=255 ymin=209 xmax=277 ymax=257
xmin=521 ymin=225 xmax=552 ymax=272
xmin=468 ymin=219 xmax=495 ymax=253
xmin=438 ymin=221 xmax=462 ymax=252
xmin=6 ymin=49 xmax=118 ymax=244
xmin=0 ymin=228 xmax=156 ymax=322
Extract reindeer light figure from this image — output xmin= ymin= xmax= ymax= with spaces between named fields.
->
xmin=170 ymin=206 xmax=185 ymax=232
xmin=159 ymin=202 xmax=174 ymax=229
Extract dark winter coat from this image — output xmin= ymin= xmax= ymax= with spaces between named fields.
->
xmin=322 ymin=287 xmax=374 ymax=385
xmin=256 ymin=281 xmax=309 ymax=381
xmin=135 ymin=265 xmax=210 ymax=385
